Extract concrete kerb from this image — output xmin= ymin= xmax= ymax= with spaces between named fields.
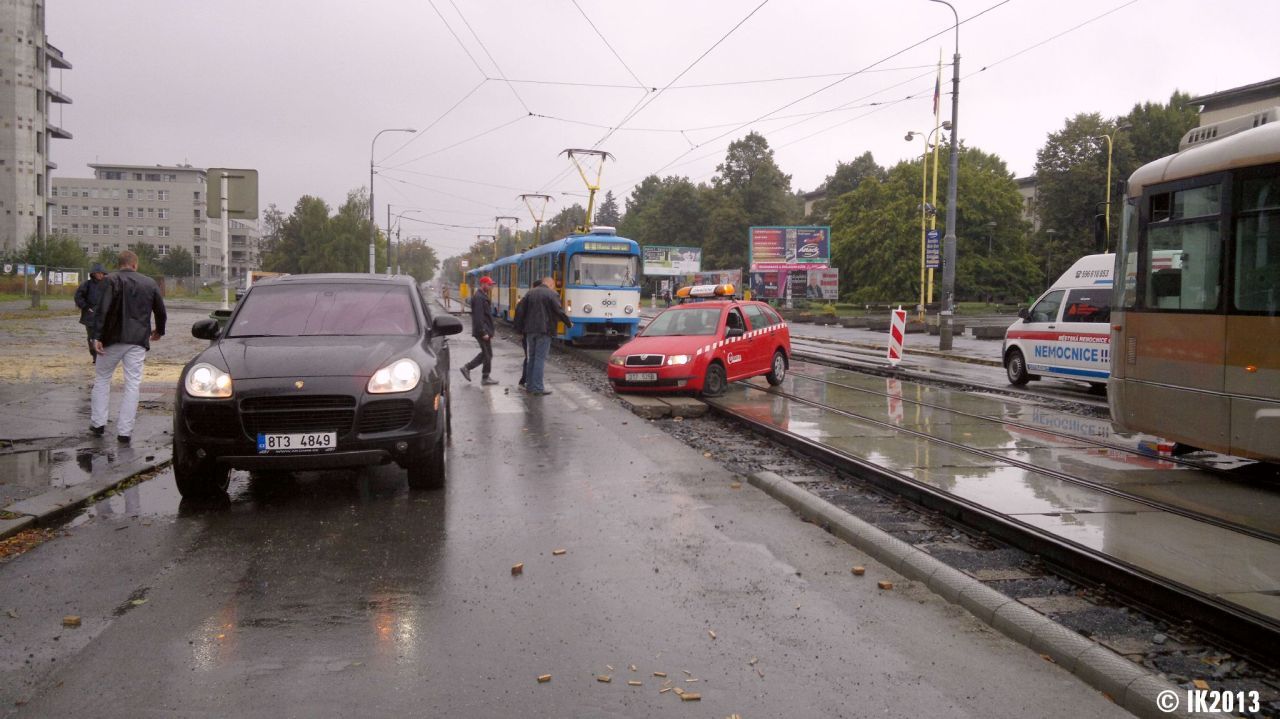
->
xmin=747 ymin=470 xmax=1202 ymax=719
xmin=0 ymin=446 xmax=172 ymax=541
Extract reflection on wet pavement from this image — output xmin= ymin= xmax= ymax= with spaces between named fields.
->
xmin=713 ymin=361 xmax=1280 ymax=625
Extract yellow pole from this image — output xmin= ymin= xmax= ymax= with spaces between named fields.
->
xmin=927 ymin=51 xmax=944 ymax=307
xmin=918 ymin=143 xmax=928 ymax=321
xmin=1104 ymin=133 xmax=1113 ymax=252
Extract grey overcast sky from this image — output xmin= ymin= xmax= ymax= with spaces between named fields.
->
xmin=47 ymin=0 xmax=1279 ymax=257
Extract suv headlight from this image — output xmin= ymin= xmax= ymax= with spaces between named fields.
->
xmin=368 ymin=358 xmax=421 ymax=394
xmin=186 ymin=363 xmax=233 ymax=398
xmin=665 ymin=354 xmax=691 ymax=366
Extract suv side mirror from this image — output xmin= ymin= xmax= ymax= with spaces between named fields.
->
xmin=432 ymin=314 xmax=464 ymax=336
xmin=192 ymin=318 xmax=221 ymax=340
xmin=725 ymin=327 xmax=745 ymax=339
xmin=1017 ymin=308 xmax=1029 ymax=320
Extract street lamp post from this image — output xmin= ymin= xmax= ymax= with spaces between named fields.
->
xmin=1097 ymin=123 xmax=1131 ymax=252
xmin=1045 ymin=229 xmax=1057 ymax=286
xmin=369 ymin=128 xmax=416 ymax=274
xmin=391 ymin=208 xmax=424 ymax=275
xmin=906 ymin=121 xmax=950 ymax=320
xmin=931 ymin=0 xmax=961 ymax=350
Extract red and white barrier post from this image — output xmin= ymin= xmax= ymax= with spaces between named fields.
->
xmin=887 ymin=306 xmax=907 ymax=366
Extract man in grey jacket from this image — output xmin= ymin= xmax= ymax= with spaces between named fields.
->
xmin=460 ymin=276 xmax=498 ymax=385
xmin=89 ymin=250 xmax=167 ymax=443
xmin=522 ymin=276 xmax=572 ymax=396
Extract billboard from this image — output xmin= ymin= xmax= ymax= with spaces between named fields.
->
xmin=643 ymin=246 xmax=701 ymax=276
xmin=749 ymin=226 xmax=830 ymax=271
xmin=748 ymin=268 xmax=838 ymax=300
xmin=685 ymin=269 xmax=741 ymax=288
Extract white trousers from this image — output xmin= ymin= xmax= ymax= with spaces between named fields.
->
xmin=91 ymin=343 xmax=146 ymax=436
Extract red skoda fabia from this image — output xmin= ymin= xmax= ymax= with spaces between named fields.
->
xmin=607 ymin=289 xmax=791 ymax=397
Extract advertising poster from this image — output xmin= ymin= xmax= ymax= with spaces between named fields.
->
xmin=749 ymin=226 xmax=830 ymax=270
xmin=748 ymin=268 xmax=838 ymax=300
xmin=685 ymin=269 xmax=741 ymax=288
xmin=643 ymin=246 xmax=702 ymax=276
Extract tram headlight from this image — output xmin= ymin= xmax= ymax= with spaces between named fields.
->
xmin=624 ymin=305 xmax=634 ymax=314
xmin=565 ymin=300 xmax=572 ymax=313
xmin=582 ymin=303 xmax=593 ymax=314
xmin=665 ymin=354 xmax=691 ymax=366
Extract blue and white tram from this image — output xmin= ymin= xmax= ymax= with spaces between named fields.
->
xmin=522 ymin=227 xmax=642 ymax=345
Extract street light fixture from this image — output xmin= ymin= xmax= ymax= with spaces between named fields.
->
xmin=369 ymin=127 xmax=416 ymax=274
xmin=1096 ymin=123 xmax=1132 ymax=252
xmin=930 ymin=0 xmax=962 ymax=350
xmin=391 ymin=208 xmax=425 ymax=275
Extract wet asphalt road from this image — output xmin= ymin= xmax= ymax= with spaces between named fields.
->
xmin=0 ymin=329 xmax=1127 ymax=718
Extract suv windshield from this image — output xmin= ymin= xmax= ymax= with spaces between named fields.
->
xmin=642 ymin=307 xmax=721 ymax=336
xmin=228 ymin=284 xmax=418 ymax=337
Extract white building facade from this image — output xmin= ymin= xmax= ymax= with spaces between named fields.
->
xmin=51 ymin=163 xmax=259 ymax=280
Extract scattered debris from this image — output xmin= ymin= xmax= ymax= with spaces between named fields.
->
xmin=511 ymin=563 xmax=524 ymax=575
xmin=877 ymin=580 xmax=894 ymax=591
xmin=653 ymin=671 xmax=667 ymax=678
xmin=5 ymin=609 xmax=17 ymax=619
xmin=552 ymin=549 xmax=567 ymax=556
xmin=851 ymin=566 xmax=866 ymax=576
xmin=629 ymin=664 xmax=637 ymax=672
xmin=1040 ymin=654 xmax=1056 ymax=664
xmin=680 ymin=692 xmax=702 ymax=702
xmin=129 ymin=598 xmax=147 ymax=606
xmin=729 ymin=482 xmax=742 ymax=489
xmin=659 ymin=687 xmax=672 ymax=694
xmin=627 ymin=680 xmax=643 ymax=687
xmin=1193 ymin=679 xmax=1210 ymax=690
xmin=708 ymin=629 xmax=716 ymax=640
xmin=537 ymin=674 xmax=552 ymax=683
xmin=597 ymin=675 xmax=612 ymax=683
xmin=62 ymin=615 xmax=81 ymax=628
xmin=748 ymin=657 xmax=758 ymax=666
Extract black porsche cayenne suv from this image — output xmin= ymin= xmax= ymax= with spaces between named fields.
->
xmin=173 ymin=274 xmax=463 ymax=499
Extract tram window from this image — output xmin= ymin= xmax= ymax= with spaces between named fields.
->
xmin=570 ymin=254 xmax=637 ymax=286
xmin=1233 ymin=175 xmax=1280 ymax=313
xmin=1063 ymin=289 xmax=1109 ymax=322
xmin=1028 ymin=290 xmax=1064 ymax=323
xmin=1145 ymin=221 xmax=1220 ymax=310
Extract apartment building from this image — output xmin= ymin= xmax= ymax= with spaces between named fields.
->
xmin=0 ymin=0 xmax=72 ymax=253
xmin=50 ymin=163 xmax=259 ymax=280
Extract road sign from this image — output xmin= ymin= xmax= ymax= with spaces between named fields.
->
xmin=206 ymin=168 xmax=259 ymax=219
xmin=925 ymin=230 xmax=941 ymax=269
xmin=887 ymin=307 xmax=907 ymax=366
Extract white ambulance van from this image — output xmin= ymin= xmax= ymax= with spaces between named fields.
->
xmin=1002 ymin=254 xmax=1113 ymax=391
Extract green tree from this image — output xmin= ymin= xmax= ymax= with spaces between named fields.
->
xmin=259 ymin=190 xmax=386 ymax=274
xmin=830 ymin=145 xmax=1035 ymax=303
xmin=20 ymin=231 xmax=88 ymax=268
xmin=594 ymin=190 xmax=621 ymax=227
xmin=545 ymin=204 xmax=586 ymax=242
xmin=618 ymin=176 xmax=707 ymax=248
xmin=704 ymin=132 xmax=796 ymax=270
xmin=806 ymin=151 xmax=886 ymax=222
xmin=396 ymin=239 xmax=439 ymax=283
xmin=159 ymin=246 xmax=195 ymax=277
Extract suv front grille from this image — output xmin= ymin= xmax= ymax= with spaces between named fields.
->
xmin=624 ymin=354 xmax=664 ymax=367
xmin=240 ymin=395 xmax=356 ymax=435
xmin=359 ymin=399 xmax=415 ymax=433
xmin=185 ymin=403 xmax=240 ymax=439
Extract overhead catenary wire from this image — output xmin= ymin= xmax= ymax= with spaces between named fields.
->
xmin=448 ymin=0 xmax=531 ymax=114
xmin=384 ymin=114 xmax=530 ymax=170
xmin=570 ymin=0 xmax=648 ymax=90
xmin=426 ymin=0 xmax=488 ymax=77
xmin=379 ymin=79 xmax=490 ymax=164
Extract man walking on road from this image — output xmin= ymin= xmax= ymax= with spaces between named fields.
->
xmin=73 ymin=262 xmax=107 ymax=362
xmin=522 ymin=276 xmax=571 ymax=396
xmin=512 ymin=278 xmax=540 ymax=389
xmin=460 ymin=276 xmax=499 ymax=385
xmin=89 ymin=250 xmax=167 ymax=444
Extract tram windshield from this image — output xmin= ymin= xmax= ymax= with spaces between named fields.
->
xmin=642 ymin=307 xmax=721 ymax=337
xmin=570 ymin=254 xmax=638 ymax=287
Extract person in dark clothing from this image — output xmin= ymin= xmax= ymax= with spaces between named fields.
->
xmin=512 ymin=279 xmax=540 ymax=388
xmin=522 ymin=276 xmax=572 ymax=396
xmin=460 ymin=276 xmax=499 ymax=385
xmin=89 ymin=250 xmax=167 ymax=443
xmin=73 ymin=262 xmax=108 ymax=362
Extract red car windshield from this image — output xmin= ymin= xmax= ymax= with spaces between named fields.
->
xmin=642 ymin=307 xmax=721 ymax=336
xmin=229 ymin=284 xmax=419 ymax=337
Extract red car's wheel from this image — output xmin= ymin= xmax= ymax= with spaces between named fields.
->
xmin=701 ymin=362 xmax=727 ymax=397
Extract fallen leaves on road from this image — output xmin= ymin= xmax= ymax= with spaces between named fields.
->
xmin=62 ymin=615 xmax=81 ymax=627
xmin=0 ymin=528 xmax=58 ymax=562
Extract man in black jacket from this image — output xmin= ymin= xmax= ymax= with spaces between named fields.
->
xmin=512 ymin=279 xmax=540 ymax=388
xmin=522 ymin=276 xmax=572 ymax=396
xmin=460 ymin=276 xmax=498 ymax=385
xmin=73 ymin=262 xmax=107 ymax=362
xmin=89 ymin=250 xmax=167 ymax=443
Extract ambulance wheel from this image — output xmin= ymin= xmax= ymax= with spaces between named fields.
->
xmin=766 ymin=350 xmax=787 ymax=386
xmin=702 ymin=362 xmax=728 ymax=398
xmin=1005 ymin=349 xmax=1033 ymax=386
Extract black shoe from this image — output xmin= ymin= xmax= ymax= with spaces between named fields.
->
xmin=459 ymin=366 xmax=472 ymax=382
xmin=481 ymin=376 xmax=499 ymax=386
xmin=117 ymin=435 xmax=131 ymax=444
xmin=90 ymin=425 xmax=105 ymax=436
xmin=531 ymin=390 xmax=552 ymax=396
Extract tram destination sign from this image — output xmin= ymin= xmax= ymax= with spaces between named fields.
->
xmin=582 ymin=241 xmax=630 ymax=252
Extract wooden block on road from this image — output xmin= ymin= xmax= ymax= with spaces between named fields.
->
xmin=619 ymin=395 xmax=672 ymax=419
xmin=658 ymin=396 xmax=708 ymax=418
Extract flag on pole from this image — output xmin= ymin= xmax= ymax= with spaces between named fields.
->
xmin=932 ymin=67 xmax=941 ymax=116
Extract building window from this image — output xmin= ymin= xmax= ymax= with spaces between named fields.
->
xmin=158 ymin=226 xmax=170 ymax=237
xmin=60 ymin=205 xmax=68 ymax=216
xmin=193 ymin=209 xmax=201 ymax=220
xmin=91 ymin=224 xmax=100 ymax=235
xmin=146 ymin=207 xmax=155 ymax=218
xmin=126 ymin=189 xmax=135 ymax=200
xmin=112 ymin=207 xmax=120 ymax=217
xmin=157 ymin=208 xmax=168 ymax=219
xmin=90 ymin=188 xmax=99 ymax=199
xmin=111 ymin=189 xmax=120 ymax=200
xmin=194 ymin=191 xmax=201 ymax=202
xmin=145 ymin=189 xmax=155 ymax=201
xmin=126 ymin=207 xmax=134 ymax=218
xmin=158 ymin=190 xmax=169 ymax=201
xmin=50 ymin=185 xmax=58 ymax=198
xmin=165 ymin=174 xmax=177 ymax=182
xmin=158 ymin=244 xmax=169 ymax=256
xmin=193 ymin=227 xmax=201 ymax=238
xmin=92 ymin=207 xmax=100 ymax=217
xmin=132 ymin=173 xmax=142 ymax=181
xmin=103 ymin=171 xmax=123 ymax=180
xmin=145 ymin=173 xmax=161 ymax=182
